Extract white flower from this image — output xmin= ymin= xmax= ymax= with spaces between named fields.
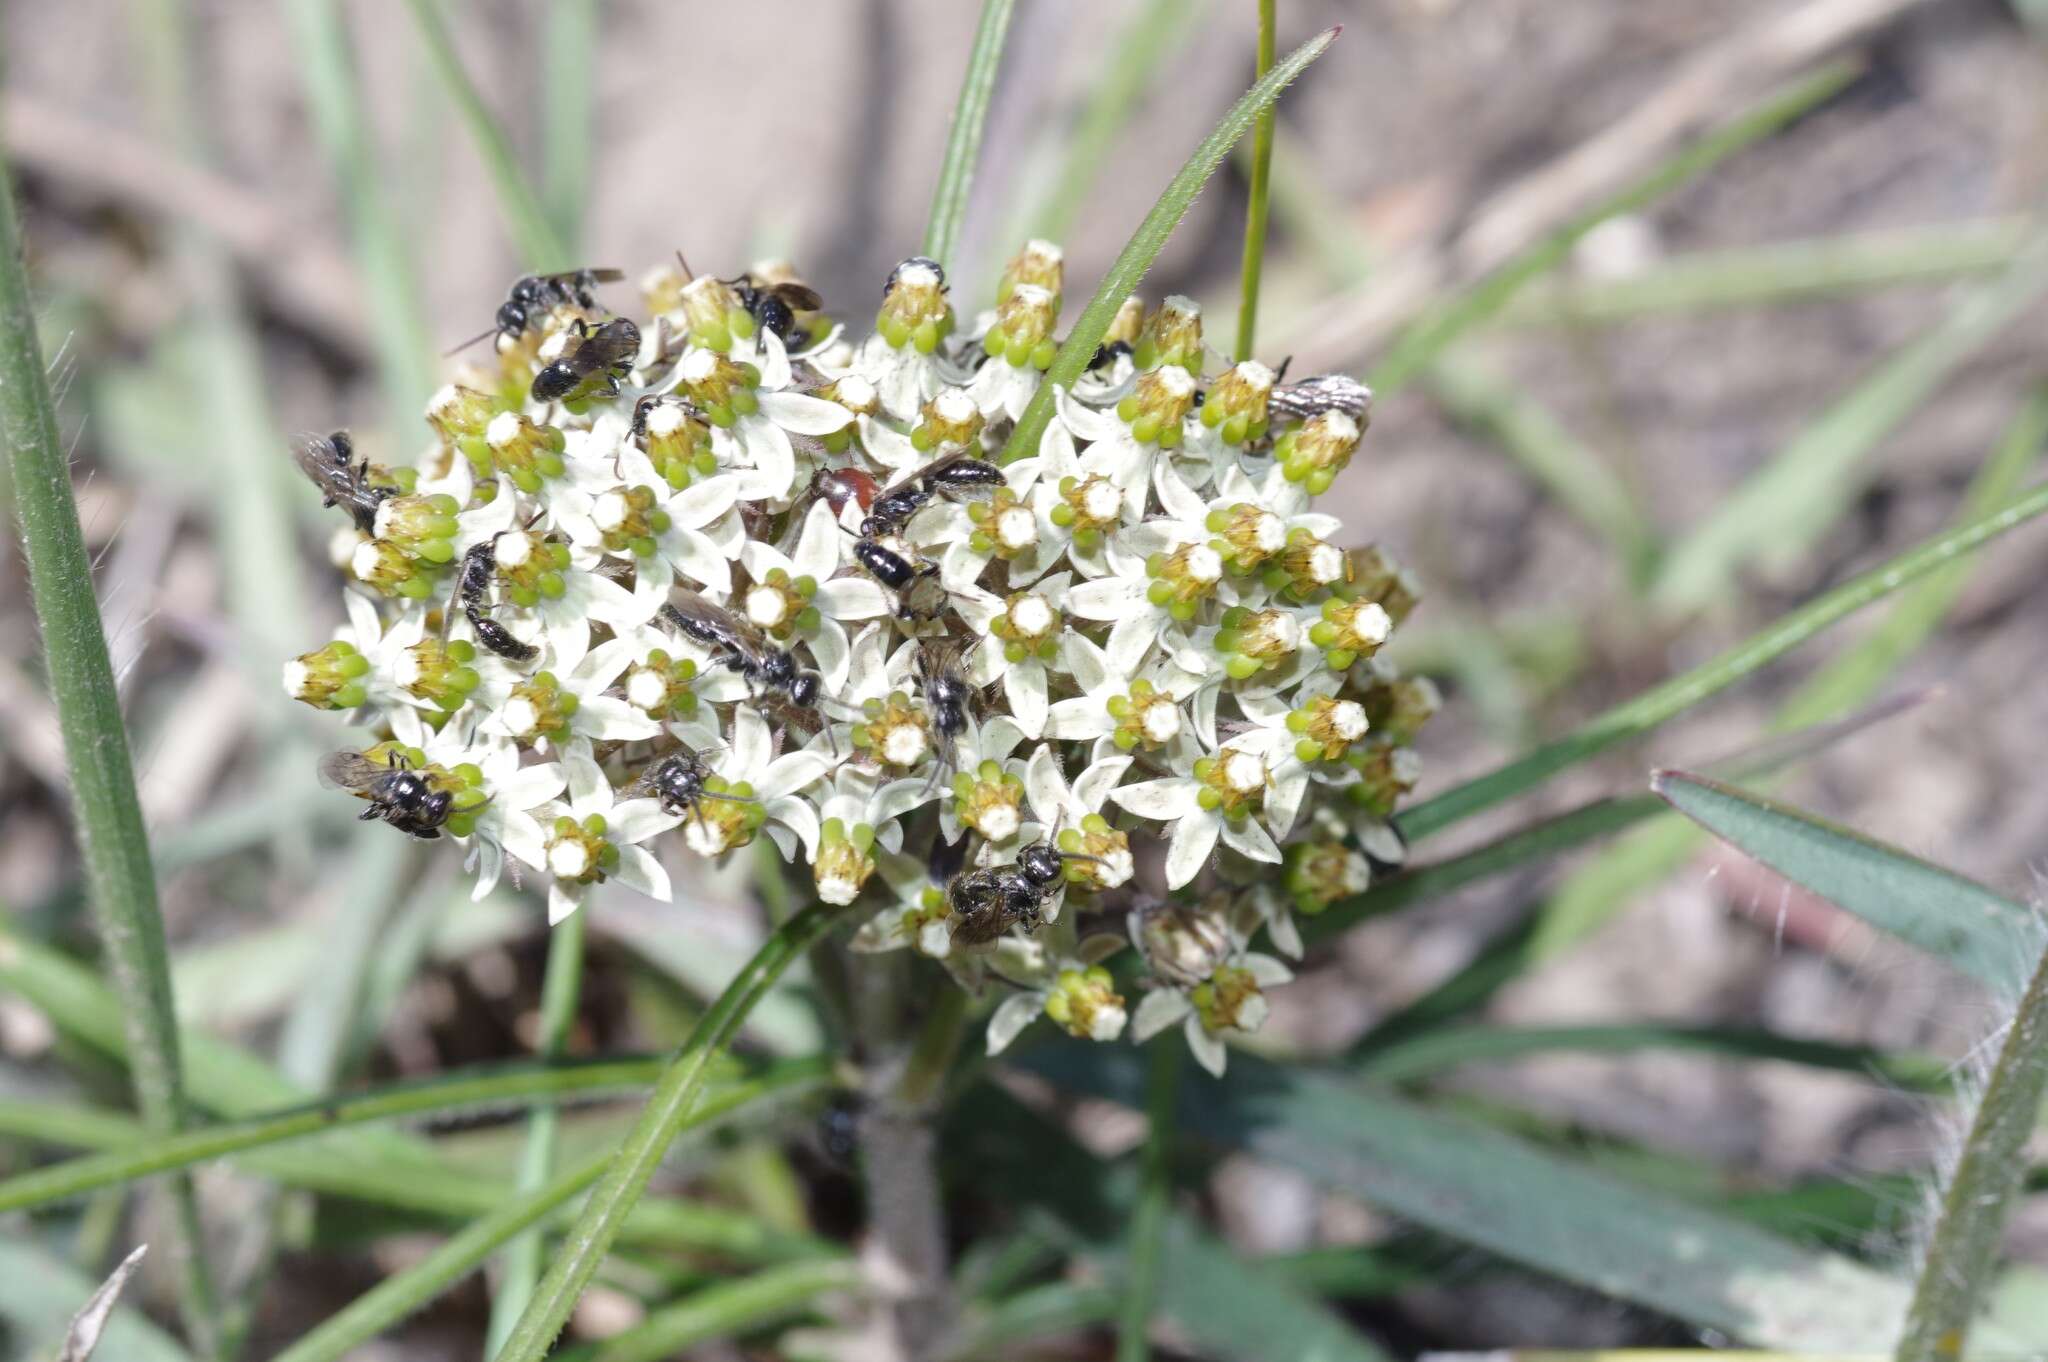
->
xmin=984 ymin=930 xmax=1127 ymax=1056
xmin=479 ymin=636 xmax=662 ymax=753
xmin=1110 ymin=737 xmax=1287 ymax=891
xmin=1129 ymin=948 xmax=1291 ymax=1077
xmin=330 ymin=590 xmax=429 ymax=712
xmin=501 ymin=743 xmax=681 ymax=924
xmin=1042 ymin=630 xmax=1214 ymax=753
xmin=448 ymin=731 xmax=566 ymax=902
xmin=1023 ymin=745 xmax=1135 ymax=890
xmin=666 ymin=707 xmax=833 ymax=861
xmin=737 ymin=498 xmax=891 ymax=685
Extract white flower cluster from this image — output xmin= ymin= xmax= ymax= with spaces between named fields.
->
xmin=284 ymin=244 xmax=1436 ymax=1075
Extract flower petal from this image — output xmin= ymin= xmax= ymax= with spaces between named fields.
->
xmin=1131 ymin=987 xmax=1191 ymax=1043
xmin=985 ymin=994 xmax=1042 ymax=1056
xmin=759 ymin=390 xmax=859 ymax=436
xmin=547 ymin=881 xmax=585 ymax=926
xmin=611 ymin=843 xmax=672 ymax=902
xmin=1218 ymin=814 xmax=1281 ymax=864
xmin=1185 ymin=1015 xmax=1229 ymax=1077
xmin=1110 ymin=778 xmax=1202 ymax=822
xmin=1066 ymin=576 xmax=1150 ymax=623
xmin=1164 ymin=810 xmax=1221 ymax=889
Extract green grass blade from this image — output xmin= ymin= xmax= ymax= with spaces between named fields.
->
xmin=539 ymin=0 xmax=598 ymax=255
xmin=1358 ymin=1021 xmax=1950 ymax=1089
xmin=0 ymin=1055 xmax=822 ymax=1213
xmin=281 ymin=0 xmax=437 ymax=431
xmin=1498 ymin=218 xmax=2032 ymax=326
xmin=1426 ymin=353 xmax=1655 ymax=579
xmin=491 ymin=900 xmax=848 ymax=1362
xmin=1899 ymin=940 xmax=2048 ymax=1360
xmin=487 ymin=912 xmax=588 ymax=1355
xmin=402 ymin=0 xmax=567 ymax=270
xmin=555 ymin=1258 xmax=860 ymax=1362
xmin=995 ymin=27 xmax=1338 ymax=465
xmin=920 ymin=0 xmax=1017 ymax=274
xmin=1364 ymin=62 xmax=1856 ymax=396
xmin=1114 ymin=1043 xmax=1179 ymax=1362
xmin=1231 ymin=0 xmax=1278 ymax=362
xmin=1397 ymin=476 xmax=2048 ymax=843
xmin=1034 ymin=1046 xmax=1911 ymax=1349
xmin=1650 ymin=227 xmax=2048 ymax=618
xmin=269 ymin=1155 xmax=605 ymax=1362
xmin=1022 ymin=0 xmax=1200 ymax=246
xmin=1365 ymin=396 xmax=2048 ymax=1040
xmin=1655 ymin=772 xmax=2033 ymax=992
xmin=0 ymin=155 xmax=219 ymax=1351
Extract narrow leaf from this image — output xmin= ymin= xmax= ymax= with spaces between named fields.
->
xmin=401 ymin=0 xmax=567 ymax=270
xmin=1231 ymin=0 xmax=1278 ymax=362
xmin=1031 ymin=1045 xmax=1913 ymax=1349
xmin=1651 ymin=227 xmax=2048 ymax=617
xmin=57 ymin=1245 xmax=149 ymax=1362
xmin=562 ymin=1259 xmax=860 ymax=1362
xmin=0 ymin=1242 xmax=188 ymax=1362
xmin=996 ymin=27 xmax=1339 ymax=464
xmin=1397 ymin=476 xmax=2048 ymax=843
xmin=1655 ymin=772 xmax=2033 ymax=993
xmin=0 ymin=1055 xmax=822 ymax=1214
xmin=492 ymin=900 xmax=848 ymax=1362
xmin=0 ymin=151 xmax=218 ymax=1342
xmin=921 ymin=0 xmax=1018 ymax=273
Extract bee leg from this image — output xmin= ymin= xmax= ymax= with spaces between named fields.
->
xmin=358 ymin=805 xmax=384 ymax=822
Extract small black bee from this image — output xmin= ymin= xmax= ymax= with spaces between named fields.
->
xmin=447 ymin=268 xmax=624 ymax=353
xmin=946 ymin=837 xmax=1091 ymax=946
xmin=623 ymin=747 xmax=757 ymax=829
xmin=290 ymin=430 xmax=392 ymax=534
xmin=883 ymin=255 xmax=947 ymax=297
xmin=530 ymin=317 xmax=642 ymax=403
xmin=451 ymin=539 xmax=538 ymax=662
xmin=1267 ymin=373 xmax=1373 ymax=425
xmin=725 ymin=272 xmax=825 ymax=348
xmin=657 ymin=590 xmax=827 ymax=712
xmin=1088 ymin=338 xmax=1134 ymax=372
xmin=318 ymin=749 xmax=467 ymax=839
xmin=851 ymin=538 xmax=950 ymax=622
xmin=858 ymin=451 xmax=1005 ymax=539
xmin=915 ymin=634 xmax=979 ymax=791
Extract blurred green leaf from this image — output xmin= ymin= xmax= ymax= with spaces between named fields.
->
xmin=1498 ymin=218 xmax=2032 ymax=326
xmin=921 ymin=0 xmax=1017 ymax=273
xmin=540 ymin=0 xmax=598 ymax=254
xmin=1231 ymin=0 xmax=1279 ymax=363
xmin=996 ymin=27 xmax=1338 ymax=464
xmin=1022 ymin=0 xmax=1202 ymax=247
xmin=1358 ymin=1021 xmax=1950 ymax=1089
xmin=402 ymin=0 xmax=566 ymax=269
xmin=1655 ymin=772 xmax=2032 ymax=992
xmin=1153 ymin=1213 xmax=1392 ymax=1362
xmin=1397 ymin=475 xmax=2048 ymax=843
xmin=1365 ymin=63 xmax=1857 ymax=396
xmin=553 ymin=1258 xmax=859 ymax=1362
xmin=1651 ymin=226 xmax=2048 ymax=617
xmin=1032 ymin=1045 xmax=1915 ymax=1349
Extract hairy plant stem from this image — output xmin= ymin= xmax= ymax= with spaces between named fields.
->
xmin=1232 ymin=0 xmax=1277 ymax=362
xmin=851 ymin=958 xmax=967 ymax=1360
xmin=0 ymin=156 xmax=220 ymax=1356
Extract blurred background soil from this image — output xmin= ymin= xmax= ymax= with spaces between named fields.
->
xmin=4 ymin=0 xmax=2048 ymax=1351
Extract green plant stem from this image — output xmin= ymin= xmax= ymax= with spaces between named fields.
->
xmin=0 ymin=1055 xmax=823 ymax=1213
xmin=402 ymin=0 xmax=567 ymax=270
xmin=269 ymin=1154 xmax=607 ymax=1362
xmin=1115 ymin=1042 xmax=1181 ymax=1362
xmin=558 ymin=1258 xmax=861 ymax=1362
xmin=1232 ymin=0 xmax=1277 ymax=363
xmin=282 ymin=0 xmax=436 ymax=432
xmin=1365 ymin=62 xmax=1856 ymax=396
xmin=486 ymin=911 xmax=587 ymax=1355
xmin=492 ymin=900 xmax=847 ymax=1362
xmin=1023 ymin=0 xmax=1200 ymax=246
xmin=921 ymin=0 xmax=1017 ymax=274
xmin=540 ymin=0 xmax=598 ymax=255
xmin=1396 ymin=476 xmax=2048 ymax=843
xmin=1897 ymin=936 xmax=2048 ymax=1361
xmin=998 ymin=27 xmax=1336 ymax=464
xmin=0 ymin=156 xmax=219 ymax=1356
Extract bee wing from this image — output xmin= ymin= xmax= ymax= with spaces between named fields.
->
xmin=769 ymin=283 xmax=824 ymax=312
xmin=535 ymin=267 xmax=625 ymax=286
xmin=288 ymin=431 xmax=347 ymax=489
xmin=317 ymin=750 xmax=386 ymax=793
xmin=664 ymin=588 xmax=769 ymax=656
